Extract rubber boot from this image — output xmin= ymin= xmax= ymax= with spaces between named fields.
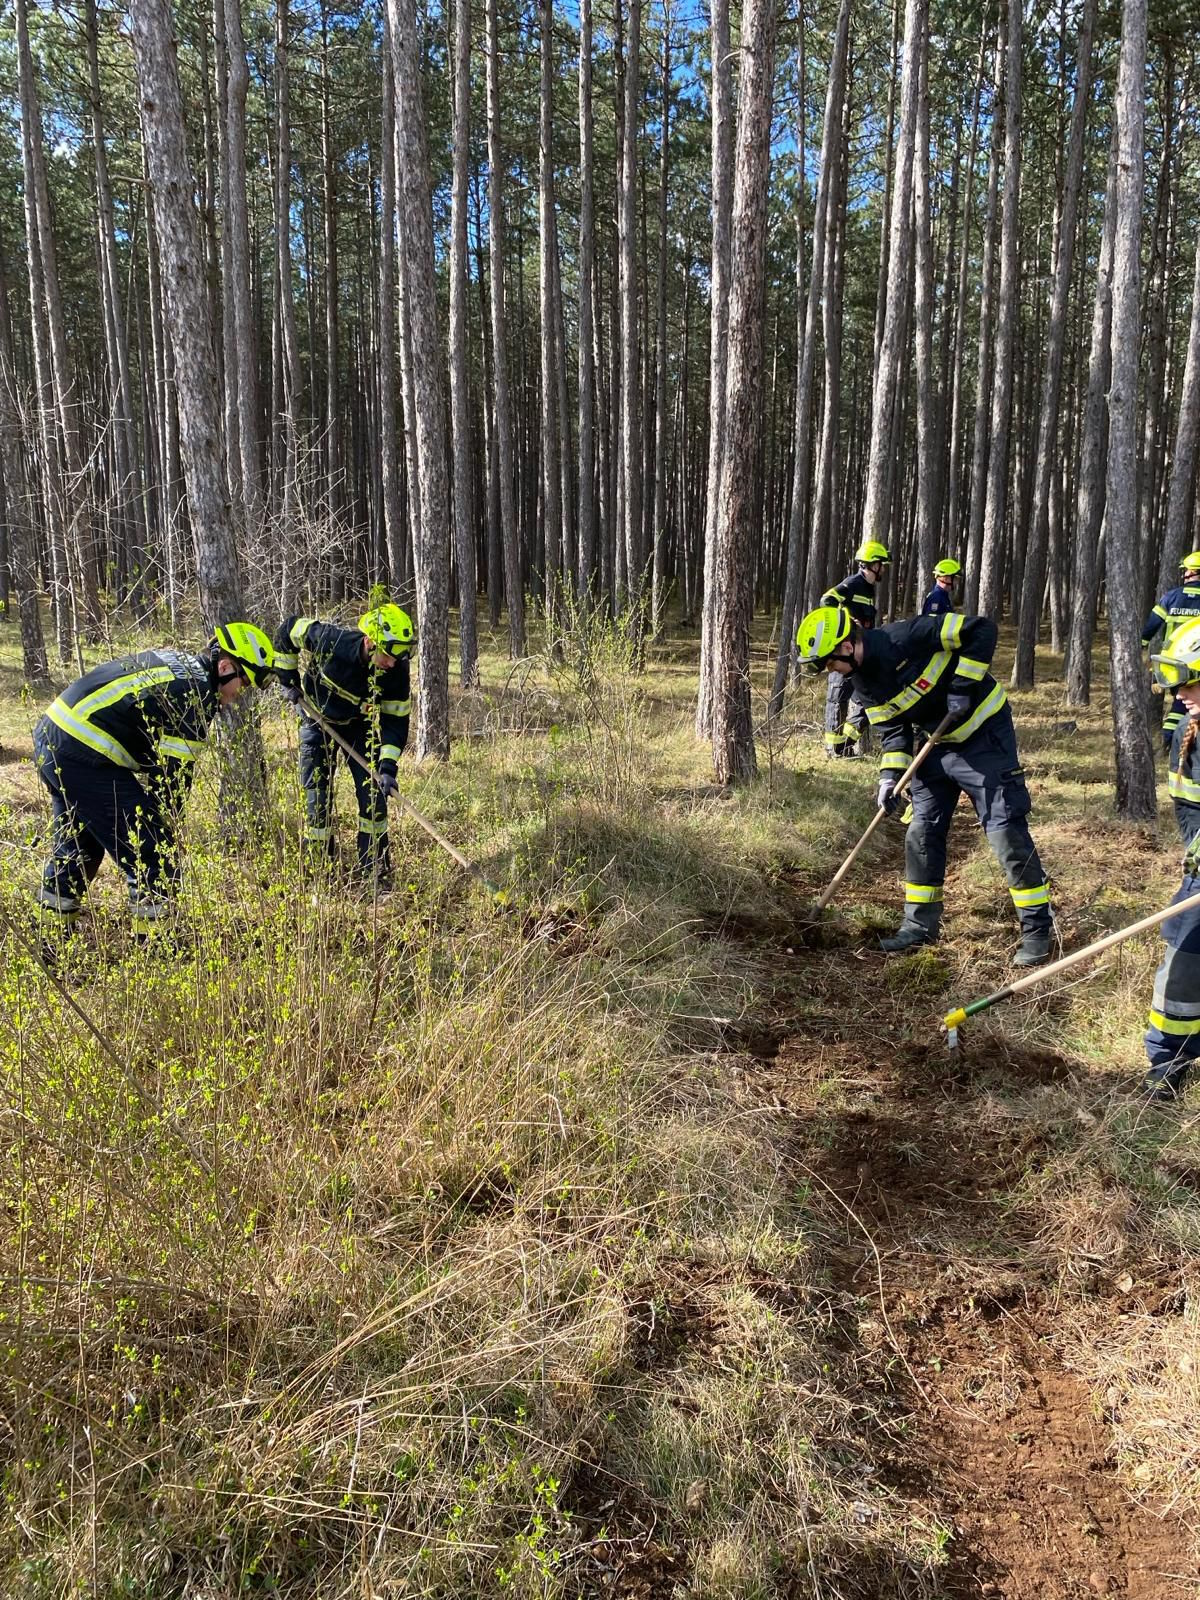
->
xmin=1012 ymin=929 xmax=1053 ymax=968
xmin=879 ymin=921 xmax=938 ymax=953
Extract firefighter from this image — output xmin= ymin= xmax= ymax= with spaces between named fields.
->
xmin=821 ymin=539 xmax=890 ymax=759
xmin=1142 ymin=552 xmax=1200 ymax=754
xmin=274 ymin=603 xmax=414 ymax=886
xmin=795 ymin=603 xmax=1054 ymax=966
xmin=32 ymin=623 xmax=275 ymax=943
xmin=1142 ymin=620 xmax=1200 ymax=1102
xmin=920 ymin=558 xmax=961 ymax=618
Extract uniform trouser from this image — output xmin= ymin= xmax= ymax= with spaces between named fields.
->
xmin=897 ymin=707 xmax=1052 ymax=938
xmin=1145 ymin=873 xmax=1200 ymax=1091
xmin=32 ymin=727 xmax=177 ymax=934
xmin=1162 ymin=694 xmax=1186 ymax=755
xmin=825 ymin=672 xmax=869 ymax=755
xmin=298 ymin=716 xmax=390 ymax=879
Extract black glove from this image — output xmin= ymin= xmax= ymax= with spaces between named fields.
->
xmin=377 ymin=770 xmax=399 ymax=800
xmin=280 ymin=683 xmax=302 ymax=705
xmin=945 ymin=689 xmax=972 ymax=725
xmin=876 ymin=776 xmax=903 ymax=816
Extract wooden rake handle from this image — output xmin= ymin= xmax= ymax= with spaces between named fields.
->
xmin=295 ymin=696 xmax=505 ymax=900
xmin=814 ymin=711 xmax=957 ymax=914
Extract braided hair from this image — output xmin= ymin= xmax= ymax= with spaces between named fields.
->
xmin=1179 ymin=712 xmax=1200 ymax=779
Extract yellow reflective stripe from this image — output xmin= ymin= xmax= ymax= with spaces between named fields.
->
xmin=942 ymin=683 xmax=1008 ymax=743
xmin=73 ymin=665 xmax=177 ymax=721
xmin=1153 ymin=605 xmax=1169 ymax=621
xmin=955 ymin=656 xmax=988 ymax=681
xmin=879 ymin=751 xmax=909 ymax=771
xmin=939 ymin=613 xmax=965 ymax=650
xmin=380 ymin=744 xmax=403 ymax=763
xmin=317 ymin=668 xmax=366 ymax=711
xmin=1010 ymin=883 xmax=1051 ymax=908
xmin=289 ymin=616 xmax=318 ymax=649
xmin=378 ymin=699 xmax=410 ymax=716
xmin=45 ymin=699 xmax=139 ymax=769
xmin=865 ymin=652 xmax=954 ymax=724
xmin=824 ymin=730 xmax=848 ymax=746
xmin=305 ymin=824 xmax=332 ymax=841
xmin=904 ymin=883 xmax=943 ymax=903
xmin=159 ymin=735 xmax=205 ymax=762
xmin=1168 ymin=770 xmax=1200 ymax=803
xmin=357 ymin=816 xmax=389 ymax=837
xmin=1149 ymin=1009 xmax=1200 ymax=1037
xmin=275 ymin=651 xmax=299 ymax=670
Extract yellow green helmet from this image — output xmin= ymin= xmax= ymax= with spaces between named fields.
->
xmin=855 ymin=539 xmax=891 ymax=565
xmin=213 ymin=621 xmax=275 ymax=685
xmin=1180 ymin=551 xmax=1200 ymax=573
xmin=359 ymin=602 xmax=415 ymax=655
xmin=795 ymin=604 xmax=853 ymax=674
xmin=1150 ymin=618 xmax=1200 ymax=691
xmin=933 ymin=558 xmax=961 ymax=577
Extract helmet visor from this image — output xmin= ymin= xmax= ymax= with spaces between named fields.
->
xmin=1151 ymin=654 xmax=1196 ymax=691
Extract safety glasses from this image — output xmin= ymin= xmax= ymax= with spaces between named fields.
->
xmin=1151 ymin=654 xmax=1200 ymax=691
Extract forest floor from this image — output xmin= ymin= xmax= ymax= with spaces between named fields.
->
xmin=0 ymin=609 xmax=1197 ymax=1598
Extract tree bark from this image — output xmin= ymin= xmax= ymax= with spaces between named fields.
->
xmin=618 ymin=0 xmax=643 ymax=641
xmin=912 ymin=15 xmax=936 ymax=593
xmin=860 ymin=0 xmax=924 ymax=553
xmin=1065 ymin=125 xmax=1118 ymax=707
xmin=711 ymin=0 xmax=777 ymax=784
xmin=485 ymin=0 xmax=525 ymax=656
xmin=576 ymin=0 xmax=596 ymax=603
xmin=379 ymin=11 xmax=405 ymax=587
xmin=976 ymin=0 xmax=1022 ymax=619
xmin=538 ymin=0 xmax=563 ymax=627
xmin=695 ymin=0 xmax=733 ymax=736
xmin=772 ymin=0 xmax=850 ymax=709
xmin=275 ymin=0 xmax=303 ymax=607
xmin=224 ymin=0 xmax=260 ymax=524
xmin=129 ymin=0 xmax=245 ymax=624
xmin=387 ymin=0 xmax=451 ymax=758
xmin=1105 ymin=0 xmax=1156 ymax=819
xmin=1157 ymin=231 xmax=1200 ymax=588
xmin=449 ymin=0 xmax=479 ymax=684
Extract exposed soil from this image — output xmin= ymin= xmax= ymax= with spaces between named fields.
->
xmin=768 ymin=925 xmax=1194 ymax=1598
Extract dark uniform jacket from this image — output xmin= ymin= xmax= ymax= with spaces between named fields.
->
xmin=1169 ymin=717 xmax=1200 ymax=863
xmin=822 ymin=570 xmax=878 ymax=629
xmin=274 ymin=617 xmax=410 ymax=769
xmin=1143 ymin=585 xmax=1200 ymax=647
xmin=848 ymin=612 xmax=1007 ymax=776
xmin=40 ymin=649 xmax=216 ymax=801
xmin=921 ymin=583 xmax=954 ymax=617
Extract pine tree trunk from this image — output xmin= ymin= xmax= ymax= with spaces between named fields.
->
xmin=976 ymin=0 xmax=1022 ymax=619
xmin=129 ymin=0 xmax=245 ymax=623
xmin=771 ymin=0 xmax=850 ymax=710
xmin=861 ymin=0 xmax=924 ymax=552
xmin=1105 ymin=0 xmax=1156 ymax=819
xmin=964 ymin=26 xmax=1004 ymax=610
xmin=912 ymin=19 xmax=936 ymax=592
xmin=485 ymin=0 xmax=525 ymax=656
xmin=1065 ymin=126 xmax=1118 ymax=707
xmin=1157 ymin=231 xmax=1200 ymax=587
xmin=618 ymin=0 xmax=643 ymax=642
xmin=695 ymin=0 xmax=733 ymax=736
xmin=275 ymin=0 xmax=303 ymax=607
xmin=1011 ymin=0 xmax=1095 ymax=685
xmin=943 ymin=34 xmax=983 ymax=551
xmin=711 ymin=0 xmax=777 ymax=785
xmin=576 ymin=0 xmax=596 ymax=603
xmin=0 ymin=323 xmax=50 ymax=684
xmin=379 ymin=12 xmax=405 ymax=587
xmin=387 ymin=0 xmax=451 ymax=758
xmin=538 ymin=0 xmax=562 ymax=628
xmin=224 ymin=0 xmax=261 ymax=524
xmin=449 ymin=0 xmax=479 ymax=684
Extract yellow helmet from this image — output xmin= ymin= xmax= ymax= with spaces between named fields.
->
xmin=933 ymin=558 xmax=961 ymax=578
xmin=855 ymin=539 xmax=891 ymax=565
xmin=1151 ymin=618 xmax=1200 ymax=691
xmin=212 ymin=621 xmax=275 ymax=686
xmin=795 ymin=604 xmax=853 ymax=674
xmin=358 ymin=602 xmax=415 ymax=655
xmin=1180 ymin=551 xmax=1200 ymax=573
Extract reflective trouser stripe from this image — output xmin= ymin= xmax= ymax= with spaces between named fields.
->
xmin=904 ymin=883 xmax=943 ymax=903
xmin=1010 ymin=882 xmax=1051 ymax=909
xmin=357 ymin=816 xmax=389 ymax=838
xmin=1149 ymin=1010 xmax=1200 ymax=1036
xmin=305 ymin=825 xmax=332 ymax=842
